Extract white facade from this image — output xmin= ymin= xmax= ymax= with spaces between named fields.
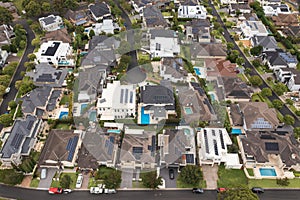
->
xmin=150 ymin=32 xmax=180 ymax=58
xmin=130 ymin=0 xmax=152 ymax=13
xmin=220 ymin=0 xmax=237 ymax=4
xmin=35 ymin=41 xmax=74 ymax=67
xmin=178 ymin=5 xmax=207 ymax=19
xmin=86 ymin=19 xmax=120 ymax=35
xmin=287 ymin=74 xmax=300 ymax=91
xmin=240 ymin=21 xmax=269 ymax=39
xmin=39 ymin=15 xmax=63 ymax=32
xmin=0 ymin=48 xmax=8 ymax=67
xmin=97 ymin=81 xmax=136 ymax=120
xmin=257 ymin=0 xmax=281 ymax=6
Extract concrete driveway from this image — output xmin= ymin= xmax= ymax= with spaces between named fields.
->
xmin=159 ymin=167 xmax=178 ymax=188
xmin=202 ymin=165 xmax=218 ymax=189
xmin=120 ymin=168 xmax=133 ymax=188
xmin=38 ymin=168 xmax=57 ymax=189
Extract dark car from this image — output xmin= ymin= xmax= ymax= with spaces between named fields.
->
xmin=252 ymin=187 xmax=264 ymax=193
xmin=169 ymin=169 xmax=175 ymax=180
xmin=192 ymin=188 xmax=204 ymax=194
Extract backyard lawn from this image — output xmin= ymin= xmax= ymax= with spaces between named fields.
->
xmin=54 ymin=123 xmax=71 ymax=130
xmin=247 ymin=168 xmax=254 ymax=176
xmin=59 ymin=94 xmax=70 ymax=105
xmin=217 ymin=165 xmax=248 ymax=188
xmin=177 ymin=179 xmax=206 ymax=188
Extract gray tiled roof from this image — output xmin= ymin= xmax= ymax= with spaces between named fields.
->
xmin=150 ymin=29 xmax=176 ymax=38
xmin=140 ymin=84 xmax=174 ymax=104
xmin=89 ymin=2 xmax=110 ymax=18
xmin=251 ymin=36 xmax=278 ymax=50
xmin=143 ymin=6 xmax=168 ymax=28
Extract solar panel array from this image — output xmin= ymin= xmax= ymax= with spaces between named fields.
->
xmin=204 ymin=130 xmax=209 ymax=154
xmin=213 ymin=139 xmax=219 ymax=156
xmin=27 ymin=120 xmax=34 ymax=130
xmin=67 ymin=136 xmax=79 ymax=161
xmin=130 ymin=92 xmax=133 ymax=103
xmin=265 ymin=142 xmax=279 ymax=151
xmin=186 ymin=154 xmax=194 ymax=164
xmin=125 ymin=89 xmax=128 ymax=103
xmin=107 ymin=136 xmax=114 ymax=156
xmin=133 ymin=147 xmax=143 ymax=160
xmin=219 ymin=130 xmax=225 ymax=150
xmin=11 ymin=133 xmax=24 ymax=150
xmin=279 ymin=53 xmax=296 ymax=63
xmin=260 ymin=134 xmax=276 ymax=140
xmin=36 ymin=74 xmax=55 ymax=83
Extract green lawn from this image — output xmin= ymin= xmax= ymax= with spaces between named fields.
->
xmin=132 ymin=181 xmax=146 ymax=188
xmin=177 ymin=179 xmax=206 ymax=188
xmin=88 ymin=177 xmax=103 ymax=188
xmin=293 ymin=171 xmax=300 ymax=177
xmin=162 ymin=12 xmax=172 ymax=17
xmin=248 ymin=179 xmax=300 ymax=188
xmin=54 ymin=123 xmax=71 ymax=130
xmin=217 ymin=165 xmax=248 ymax=188
xmin=51 ymin=173 xmax=78 ymax=189
xmin=13 ymin=0 xmax=24 ymax=13
xmin=59 ymin=94 xmax=70 ymax=105
xmin=247 ymin=169 xmax=254 ymax=176
xmin=30 ymin=178 xmax=40 ymax=188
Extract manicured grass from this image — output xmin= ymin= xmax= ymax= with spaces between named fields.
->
xmin=59 ymin=94 xmax=70 ymax=105
xmin=88 ymin=177 xmax=102 ymax=188
xmin=51 ymin=173 xmax=78 ymax=189
xmin=177 ymin=179 xmax=206 ymax=188
xmin=162 ymin=12 xmax=172 ymax=17
xmin=30 ymin=178 xmax=40 ymax=188
xmin=217 ymin=165 xmax=248 ymax=188
xmin=247 ymin=169 xmax=254 ymax=176
xmin=137 ymin=51 xmax=150 ymax=61
xmin=248 ymin=179 xmax=300 ymax=188
xmin=54 ymin=123 xmax=71 ymax=130
xmin=132 ymin=181 xmax=146 ymax=188
xmin=237 ymin=73 xmax=248 ymax=82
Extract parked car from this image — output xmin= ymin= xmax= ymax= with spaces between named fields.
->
xmin=63 ymin=189 xmax=72 ymax=194
xmin=169 ymin=169 xmax=175 ymax=180
xmin=75 ymin=174 xmax=83 ymax=189
xmin=90 ymin=187 xmax=103 ymax=194
xmin=192 ymin=188 xmax=204 ymax=194
xmin=252 ymin=187 xmax=264 ymax=193
xmin=48 ymin=187 xmax=63 ymax=194
xmin=41 ymin=169 xmax=47 ymax=179
xmin=217 ymin=188 xmax=228 ymax=193
xmin=104 ymin=189 xmax=116 ymax=194
xmin=5 ymin=87 xmax=10 ymax=94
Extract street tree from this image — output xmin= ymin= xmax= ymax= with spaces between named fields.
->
xmin=226 ymin=42 xmax=234 ymax=50
xmin=0 ymin=75 xmax=11 ymax=86
xmin=103 ymin=169 xmax=122 ymax=189
xmin=60 ymin=174 xmax=72 ymax=189
xmin=293 ymin=127 xmax=300 ymax=139
xmin=27 ymin=53 xmax=36 ymax=61
xmin=252 ymin=59 xmax=261 ymax=68
xmin=236 ymin=57 xmax=245 ymax=66
xmin=283 ymin=114 xmax=295 ymax=125
xmin=261 ymin=88 xmax=272 ymax=97
xmin=0 ymin=114 xmax=13 ymax=127
xmin=8 ymin=101 xmax=17 ymax=109
xmin=178 ymin=165 xmax=202 ymax=186
xmin=272 ymin=99 xmax=283 ymax=110
xmin=273 ymin=83 xmax=288 ymax=96
xmin=89 ymin=29 xmax=95 ymax=39
xmin=249 ymin=75 xmax=263 ymax=87
xmin=0 ymin=7 xmax=13 ymax=24
xmin=286 ymin=99 xmax=294 ymax=106
xmin=250 ymin=45 xmax=263 ymax=56
xmin=141 ymin=171 xmax=162 ymax=189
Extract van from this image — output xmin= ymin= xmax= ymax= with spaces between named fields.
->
xmin=75 ymin=174 xmax=83 ymax=188
xmin=41 ymin=168 xmax=47 ymax=179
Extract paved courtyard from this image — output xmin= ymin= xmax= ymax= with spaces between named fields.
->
xmin=159 ymin=167 xmax=178 ymax=188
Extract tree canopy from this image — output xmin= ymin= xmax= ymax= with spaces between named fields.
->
xmin=60 ymin=174 xmax=72 ymax=189
xmin=103 ymin=169 xmax=122 ymax=189
xmin=219 ymin=186 xmax=259 ymax=200
xmin=0 ymin=7 xmax=13 ymax=24
xmin=178 ymin=165 xmax=202 ymax=186
xmin=0 ymin=114 xmax=13 ymax=127
xmin=260 ymin=88 xmax=272 ymax=97
xmin=249 ymin=75 xmax=263 ymax=87
xmin=141 ymin=171 xmax=162 ymax=189
xmin=272 ymin=99 xmax=283 ymax=110
xmin=283 ymin=114 xmax=295 ymax=125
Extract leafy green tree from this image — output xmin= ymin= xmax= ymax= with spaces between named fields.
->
xmin=24 ymin=62 xmax=36 ymax=71
xmin=0 ymin=75 xmax=11 ymax=86
xmin=103 ymin=169 xmax=122 ymax=189
xmin=261 ymin=88 xmax=272 ymax=97
xmin=227 ymin=50 xmax=239 ymax=63
xmin=25 ymin=1 xmax=42 ymax=17
xmin=293 ymin=127 xmax=300 ymax=139
xmin=250 ymin=45 xmax=263 ymax=56
xmin=252 ymin=59 xmax=261 ymax=68
xmin=60 ymin=174 xmax=72 ymax=188
xmin=249 ymin=75 xmax=262 ymax=87
xmin=89 ymin=29 xmax=95 ymax=38
xmin=244 ymin=68 xmax=252 ymax=75
xmin=226 ymin=42 xmax=234 ymax=50
xmin=272 ymin=99 xmax=283 ymax=110
xmin=141 ymin=171 xmax=162 ymax=189
xmin=64 ymin=0 xmax=79 ymax=9
xmin=236 ymin=57 xmax=245 ymax=66
xmin=219 ymin=186 xmax=259 ymax=200
xmin=0 ymin=7 xmax=13 ymax=24
xmin=19 ymin=40 xmax=26 ymax=49
xmin=0 ymin=169 xmax=24 ymax=185
xmin=0 ymin=114 xmax=13 ymax=127
xmin=0 ymin=85 xmax=6 ymax=96
xmin=8 ymin=101 xmax=17 ymax=109
xmin=2 ymin=62 xmax=18 ymax=76
xmin=27 ymin=53 xmax=36 ymax=61
xmin=276 ymin=178 xmax=290 ymax=186
xmin=273 ymin=83 xmax=288 ymax=96
xmin=178 ymin=165 xmax=202 ymax=186
xmin=286 ymin=99 xmax=294 ymax=106
xmin=42 ymin=2 xmax=51 ymax=12
xmin=31 ymin=38 xmax=40 ymax=48
xmin=283 ymin=114 xmax=295 ymax=125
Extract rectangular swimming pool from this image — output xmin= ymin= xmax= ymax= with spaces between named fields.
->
xmin=80 ymin=103 xmax=88 ymax=114
xmin=231 ymin=128 xmax=242 ymax=135
xmin=107 ymin=129 xmax=121 ymax=134
xmin=194 ymin=67 xmax=201 ymax=75
xmin=259 ymin=168 xmax=277 ymax=176
xmin=140 ymin=107 xmax=150 ymax=124
xmin=89 ymin=111 xmax=97 ymax=121
xmin=184 ymin=107 xmax=193 ymax=115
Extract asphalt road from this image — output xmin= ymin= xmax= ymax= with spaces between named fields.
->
xmin=0 ymin=19 xmax=35 ymax=128
xmin=209 ymin=0 xmax=300 ymax=127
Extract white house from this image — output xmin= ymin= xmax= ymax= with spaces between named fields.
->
xmin=86 ymin=19 xmax=120 ymax=35
xmin=220 ymin=0 xmax=237 ymax=4
xmin=97 ymin=81 xmax=136 ymax=120
xmin=35 ymin=41 xmax=74 ymax=67
xmin=149 ymin=29 xmax=180 ymax=58
xmin=263 ymin=4 xmax=291 ymax=16
xmin=131 ymin=0 xmax=152 ymax=13
xmin=39 ymin=15 xmax=63 ymax=32
xmin=197 ymin=128 xmax=242 ymax=169
xmin=240 ymin=20 xmax=269 ymax=39
xmin=257 ymin=0 xmax=281 ymax=6
xmin=287 ymin=74 xmax=300 ymax=91
xmin=89 ymin=2 xmax=111 ymax=21
xmin=275 ymin=68 xmax=300 ymax=91
xmin=178 ymin=5 xmax=207 ymax=19
xmin=0 ymin=48 xmax=8 ymax=68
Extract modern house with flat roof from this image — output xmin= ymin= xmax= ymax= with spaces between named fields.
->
xmin=39 ymin=15 xmax=63 ymax=32
xmin=88 ymin=2 xmax=111 ymax=21
xmin=239 ymin=20 xmax=268 ymax=40
xmin=178 ymin=2 xmax=207 ymax=19
xmin=35 ymin=41 xmax=74 ymax=67
xmin=197 ymin=128 xmax=242 ymax=169
xmin=0 ymin=115 xmax=43 ymax=167
xmin=97 ymin=81 xmax=136 ymax=120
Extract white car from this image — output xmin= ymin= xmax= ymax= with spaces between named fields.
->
xmin=75 ymin=174 xmax=83 ymax=189
xmin=41 ymin=169 xmax=47 ymax=179
xmin=5 ymin=87 xmax=10 ymax=94
xmin=104 ymin=189 xmax=116 ymax=194
xmin=90 ymin=187 xmax=103 ymax=194
xmin=63 ymin=189 xmax=72 ymax=194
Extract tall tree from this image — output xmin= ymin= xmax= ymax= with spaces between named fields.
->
xmin=178 ymin=165 xmax=202 ymax=186
xmin=103 ymin=169 xmax=122 ymax=189
xmin=141 ymin=171 xmax=162 ymax=189
xmin=272 ymin=99 xmax=283 ymax=110
xmin=0 ymin=7 xmax=13 ymax=24
xmin=25 ymin=1 xmax=42 ymax=17
xmin=249 ymin=75 xmax=263 ymax=87
xmin=60 ymin=174 xmax=72 ymax=188
xmin=261 ymin=88 xmax=272 ymax=97
xmin=283 ymin=115 xmax=295 ymax=125
xmin=219 ymin=186 xmax=259 ymax=200
xmin=0 ymin=114 xmax=13 ymax=127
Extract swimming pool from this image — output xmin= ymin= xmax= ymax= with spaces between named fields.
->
xmin=184 ymin=107 xmax=193 ymax=115
xmin=89 ymin=111 xmax=97 ymax=121
xmin=107 ymin=129 xmax=121 ymax=134
xmin=59 ymin=111 xmax=69 ymax=119
xmin=140 ymin=107 xmax=150 ymax=124
xmin=194 ymin=67 xmax=201 ymax=75
xmin=259 ymin=168 xmax=277 ymax=176
xmin=80 ymin=103 xmax=88 ymax=114
xmin=231 ymin=128 xmax=242 ymax=135
xmin=210 ymin=94 xmax=215 ymax=101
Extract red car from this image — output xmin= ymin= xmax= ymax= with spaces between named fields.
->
xmin=48 ymin=187 xmax=63 ymax=194
xmin=217 ymin=188 xmax=228 ymax=193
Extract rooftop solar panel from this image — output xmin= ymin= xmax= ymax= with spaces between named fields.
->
xmin=66 ymin=138 xmax=72 ymax=150
xmin=219 ymin=131 xmax=225 ymax=149
xmin=186 ymin=154 xmax=194 ymax=164
xmin=265 ymin=142 xmax=279 ymax=151
xmin=260 ymin=134 xmax=276 ymax=140
xmin=204 ymin=131 xmax=209 ymax=154
xmin=27 ymin=120 xmax=34 ymax=130
xmin=130 ymin=91 xmax=133 ymax=103
xmin=11 ymin=133 xmax=24 ymax=150
xmin=213 ymin=139 xmax=219 ymax=156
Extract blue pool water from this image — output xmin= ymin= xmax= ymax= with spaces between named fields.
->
xmin=89 ymin=111 xmax=97 ymax=121
xmin=59 ymin=111 xmax=68 ymax=119
xmin=184 ymin=107 xmax=193 ymax=115
xmin=107 ymin=129 xmax=121 ymax=134
xmin=259 ymin=168 xmax=277 ymax=176
xmin=231 ymin=128 xmax=242 ymax=135
xmin=194 ymin=67 xmax=201 ymax=75
xmin=210 ymin=94 xmax=215 ymax=101
xmin=80 ymin=103 xmax=88 ymax=114
xmin=141 ymin=107 xmax=150 ymax=124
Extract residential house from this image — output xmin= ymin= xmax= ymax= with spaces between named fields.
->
xmin=142 ymin=5 xmax=168 ymax=29
xmin=271 ymin=14 xmax=299 ymax=27
xmin=219 ymin=77 xmax=253 ymax=101
xmin=0 ymin=115 xmax=43 ymax=167
xmin=97 ymin=81 xmax=136 ymax=120
xmin=38 ymin=130 xmax=82 ymax=168
xmin=158 ymin=128 xmax=196 ymax=167
xmin=131 ymin=0 xmax=152 ymax=13
xmin=191 ymin=43 xmax=227 ymax=59
xmin=39 ymin=15 xmax=63 ymax=32
xmin=206 ymin=58 xmax=238 ymax=79
xmin=35 ymin=41 xmax=74 ymax=67
xmin=275 ymin=68 xmax=300 ymax=91
xmin=88 ymin=19 xmax=120 ymax=35
xmin=138 ymin=82 xmax=176 ymax=124
xmin=20 ymin=87 xmax=62 ymax=118
xmin=179 ymin=82 xmax=216 ymax=124
xmin=185 ymin=19 xmax=211 ymax=43
xmin=238 ymin=131 xmax=300 ymax=170
xmin=286 ymin=71 xmax=300 ymax=91
xmin=229 ymin=3 xmax=252 ymax=16
xmin=239 ymin=20 xmax=269 ymax=40
xmin=263 ymin=4 xmax=291 ymax=16
xmin=262 ymin=50 xmax=298 ymax=70
xmin=42 ymin=28 xmax=72 ymax=44
xmin=197 ymin=128 xmax=242 ymax=168
xmin=282 ymin=26 xmax=300 ymax=38
xmin=0 ymin=24 xmax=14 ymax=47
xmin=26 ymin=63 xmax=68 ymax=87
xmin=0 ymin=48 xmax=8 ymax=68
xmin=257 ymin=0 xmax=281 ymax=6
xmin=89 ymin=2 xmax=111 ymax=21
xmin=120 ymin=129 xmax=156 ymax=169
xmin=232 ymin=102 xmax=280 ymax=131
xmin=178 ymin=0 xmax=207 ymax=19
xmin=220 ymin=0 xmax=237 ymax=4
xmin=65 ymin=10 xmax=89 ymax=26
xmin=160 ymin=57 xmax=188 ymax=83
xmin=250 ymin=36 xmax=278 ymax=52
xmin=149 ymin=29 xmax=180 ymax=58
